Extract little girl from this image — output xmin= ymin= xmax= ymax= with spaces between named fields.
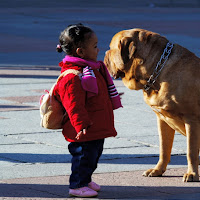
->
xmin=54 ymin=23 xmax=122 ymax=197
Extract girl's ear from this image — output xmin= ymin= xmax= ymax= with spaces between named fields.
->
xmin=76 ymin=48 xmax=84 ymax=58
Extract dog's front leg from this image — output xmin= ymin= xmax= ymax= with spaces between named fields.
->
xmin=143 ymin=116 xmax=175 ymax=177
xmin=183 ymin=119 xmax=200 ymax=182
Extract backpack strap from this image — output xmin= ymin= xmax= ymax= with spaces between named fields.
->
xmin=57 ymin=69 xmax=81 ymax=83
xmin=48 ymin=69 xmax=81 ymax=95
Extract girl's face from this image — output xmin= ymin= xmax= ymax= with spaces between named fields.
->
xmin=81 ymin=33 xmax=99 ymax=62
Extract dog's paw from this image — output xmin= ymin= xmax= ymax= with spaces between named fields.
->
xmin=142 ymin=169 xmax=163 ymax=177
xmin=183 ymin=172 xmax=199 ymax=182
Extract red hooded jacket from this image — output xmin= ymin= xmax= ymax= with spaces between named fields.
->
xmin=53 ymin=61 xmax=117 ymax=142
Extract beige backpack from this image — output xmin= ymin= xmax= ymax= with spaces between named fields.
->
xmin=39 ymin=69 xmax=80 ymax=129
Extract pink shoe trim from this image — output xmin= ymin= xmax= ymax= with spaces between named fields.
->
xmin=88 ymin=181 xmax=101 ymax=191
xmin=69 ymin=186 xmax=98 ymax=197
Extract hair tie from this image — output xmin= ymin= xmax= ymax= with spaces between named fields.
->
xmin=57 ymin=44 xmax=61 ymax=49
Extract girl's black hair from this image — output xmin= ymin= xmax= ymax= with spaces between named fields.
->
xmin=56 ymin=23 xmax=94 ymax=55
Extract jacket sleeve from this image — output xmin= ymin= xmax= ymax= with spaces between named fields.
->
xmin=57 ymin=74 xmax=92 ymax=133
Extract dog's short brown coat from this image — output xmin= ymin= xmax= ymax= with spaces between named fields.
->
xmin=104 ymin=28 xmax=200 ymax=182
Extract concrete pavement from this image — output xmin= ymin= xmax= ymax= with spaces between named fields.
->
xmin=0 ymin=1 xmax=200 ymax=199
xmin=1 ymin=168 xmax=200 ymax=199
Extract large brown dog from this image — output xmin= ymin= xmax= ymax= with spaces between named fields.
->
xmin=104 ymin=28 xmax=200 ymax=182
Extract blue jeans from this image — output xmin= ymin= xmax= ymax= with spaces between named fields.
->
xmin=68 ymin=139 xmax=104 ymax=189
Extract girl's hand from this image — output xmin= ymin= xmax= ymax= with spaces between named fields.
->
xmin=119 ymin=92 xmax=124 ymax=100
xmin=76 ymin=129 xmax=87 ymax=140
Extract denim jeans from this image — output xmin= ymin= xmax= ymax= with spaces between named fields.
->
xmin=68 ymin=139 xmax=104 ymax=189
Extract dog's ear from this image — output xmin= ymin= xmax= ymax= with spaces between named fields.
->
xmin=138 ymin=31 xmax=149 ymax=43
xmin=138 ymin=29 xmax=161 ymax=44
xmin=119 ymin=37 xmax=136 ymax=64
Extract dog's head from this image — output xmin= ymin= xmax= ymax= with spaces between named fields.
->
xmin=104 ymin=28 xmax=167 ymax=90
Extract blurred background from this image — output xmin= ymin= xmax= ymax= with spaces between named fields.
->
xmin=0 ymin=0 xmax=200 ymax=67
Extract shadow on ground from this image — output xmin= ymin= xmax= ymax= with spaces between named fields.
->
xmin=0 ymin=153 xmax=187 ymax=165
xmin=0 ymin=183 xmax=200 ymax=199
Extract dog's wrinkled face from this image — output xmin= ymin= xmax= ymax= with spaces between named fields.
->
xmin=104 ymin=28 xmax=163 ymax=90
xmin=104 ymin=49 xmax=125 ymax=79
